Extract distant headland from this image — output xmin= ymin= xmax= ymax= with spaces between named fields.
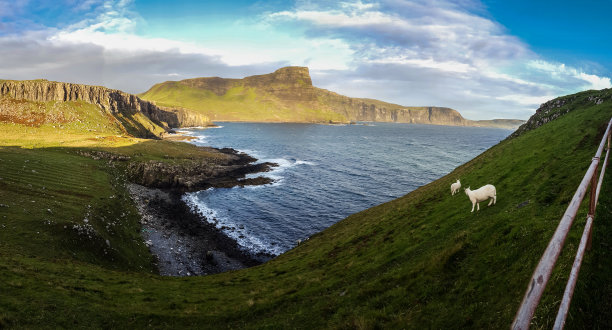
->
xmin=139 ymin=66 xmax=525 ymax=129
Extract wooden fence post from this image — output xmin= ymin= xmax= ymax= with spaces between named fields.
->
xmin=586 ymin=160 xmax=598 ymax=251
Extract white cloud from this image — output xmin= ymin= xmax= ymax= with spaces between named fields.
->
xmin=366 ymin=57 xmax=473 ymax=74
xmin=578 ymin=72 xmax=611 ymax=90
xmin=527 ymin=60 xmax=612 ymax=90
xmin=1 ymin=0 xmax=610 ymax=120
xmin=270 ymin=9 xmax=396 ymax=27
xmin=46 ymin=0 xmax=354 ymax=71
xmin=495 ymin=94 xmax=554 ymax=107
xmin=269 ymin=0 xmax=611 ymax=119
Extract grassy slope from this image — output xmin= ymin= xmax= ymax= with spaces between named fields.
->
xmin=0 ymin=99 xmax=234 ymax=283
xmin=0 ymin=90 xmax=611 ymax=328
xmin=0 ymin=96 xmax=168 ymax=139
xmin=141 ymin=82 xmax=347 ymax=123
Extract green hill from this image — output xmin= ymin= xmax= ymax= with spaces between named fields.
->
xmin=1 ymin=88 xmax=611 ymax=328
xmin=140 ymin=67 xmax=525 ymax=129
xmin=0 ymin=79 xmax=211 ymax=137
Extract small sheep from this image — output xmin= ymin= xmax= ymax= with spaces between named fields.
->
xmin=450 ymin=179 xmax=461 ymax=195
xmin=464 ymin=184 xmax=497 ymax=212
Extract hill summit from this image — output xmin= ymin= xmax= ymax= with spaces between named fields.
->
xmin=140 ymin=67 xmax=524 ymax=128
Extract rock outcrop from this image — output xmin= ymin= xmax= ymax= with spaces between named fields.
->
xmin=157 ymin=105 xmax=211 ymax=128
xmin=510 ymin=88 xmax=612 ymax=138
xmin=0 ymin=79 xmax=211 ymax=134
xmin=127 ymin=148 xmax=277 ymax=192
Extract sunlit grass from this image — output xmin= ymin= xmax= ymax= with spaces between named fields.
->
xmin=0 ymin=89 xmax=610 ymax=328
xmin=141 ymin=82 xmax=348 ymax=123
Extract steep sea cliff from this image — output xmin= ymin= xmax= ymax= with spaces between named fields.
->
xmin=0 ymin=79 xmax=211 ymax=129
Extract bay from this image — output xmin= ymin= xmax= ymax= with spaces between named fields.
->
xmin=180 ymin=122 xmax=511 ymax=259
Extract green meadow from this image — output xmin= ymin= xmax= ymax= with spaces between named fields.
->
xmin=140 ymin=82 xmax=347 ymax=123
xmin=0 ymin=90 xmax=610 ymax=328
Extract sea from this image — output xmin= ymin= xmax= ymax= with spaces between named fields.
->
xmin=179 ymin=122 xmax=512 ymax=259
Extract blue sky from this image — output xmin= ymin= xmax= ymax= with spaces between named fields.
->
xmin=0 ymin=0 xmax=610 ymax=120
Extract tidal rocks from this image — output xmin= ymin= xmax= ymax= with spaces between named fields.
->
xmin=128 ymin=184 xmax=260 ymax=276
xmin=127 ymin=148 xmax=277 ymax=192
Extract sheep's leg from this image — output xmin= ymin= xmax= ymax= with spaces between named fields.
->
xmin=488 ymin=197 xmax=493 ymax=206
xmin=471 ymin=202 xmax=475 ymax=212
xmin=493 ymin=195 xmax=496 ymax=205
xmin=477 ymin=202 xmax=480 ymax=211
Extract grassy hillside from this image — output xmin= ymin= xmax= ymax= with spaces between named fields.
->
xmin=140 ymin=67 xmax=525 ymax=128
xmin=0 ymin=98 xmax=237 ymax=281
xmin=1 ymin=89 xmax=611 ymax=328
xmin=142 ymin=80 xmax=347 ymax=123
xmin=0 ymin=96 xmax=167 ymax=139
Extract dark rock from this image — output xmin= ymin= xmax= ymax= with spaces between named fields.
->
xmin=126 ymin=148 xmax=277 ymax=192
xmin=129 ymin=184 xmax=264 ymax=276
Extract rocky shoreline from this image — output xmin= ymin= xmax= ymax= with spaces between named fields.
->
xmin=127 ymin=147 xmax=276 ymax=191
xmin=126 ymin=148 xmax=277 ymax=276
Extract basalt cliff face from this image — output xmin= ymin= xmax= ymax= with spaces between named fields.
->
xmin=317 ymin=89 xmax=470 ymax=125
xmin=0 ymin=80 xmax=211 ymax=134
xmin=141 ymin=67 xmax=524 ymax=128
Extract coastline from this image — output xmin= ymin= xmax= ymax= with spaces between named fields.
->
xmin=128 ymin=184 xmax=263 ymax=276
xmin=126 ymin=147 xmax=277 ymax=276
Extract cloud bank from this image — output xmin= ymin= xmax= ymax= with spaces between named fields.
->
xmin=268 ymin=0 xmax=610 ymax=119
xmin=0 ymin=0 xmax=609 ymax=120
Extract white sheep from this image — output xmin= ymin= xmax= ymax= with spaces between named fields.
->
xmin=450 ymin=179 xmax=461 ymax=195
xmin=464 ymin=184 xmax=497 ymax=212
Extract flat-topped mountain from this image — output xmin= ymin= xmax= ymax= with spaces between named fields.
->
xmin=140 ymin=66 xmax=524 ymax=129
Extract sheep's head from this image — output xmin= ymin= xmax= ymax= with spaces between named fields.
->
xmin=464 ymin=187 xmax=471 ymax=195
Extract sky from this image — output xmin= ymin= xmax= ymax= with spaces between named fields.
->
xmin=1 ymin=0 xmax=611 ymax=120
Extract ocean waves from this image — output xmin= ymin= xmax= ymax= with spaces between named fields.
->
xmin=179 ymin=123 xmax=511 ymax=257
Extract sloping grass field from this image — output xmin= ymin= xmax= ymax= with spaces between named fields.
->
xmin=140 ymin=82 xmax=347 ymax=123
xmin=0 ymin=90 xmax=611 ymax=328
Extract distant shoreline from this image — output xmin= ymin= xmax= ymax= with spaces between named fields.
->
xmin=174 ymin=120 xmax=521 ymax=130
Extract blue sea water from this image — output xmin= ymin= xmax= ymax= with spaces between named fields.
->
xmin=180 ymin=123 xmax=511 ymax=258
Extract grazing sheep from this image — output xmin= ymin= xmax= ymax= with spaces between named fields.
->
xmin=464 ymin=185 xmax=497 ymax=212
xmin=450 ymin=179 xmax=461 ymax=195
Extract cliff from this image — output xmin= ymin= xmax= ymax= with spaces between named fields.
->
xmin=140 ymin=67 xmax=524 ymax=128
xmin=510 ymin=88 xmax=612 ymax=138
xmin=0 ymin=79 xmax=210 ymax=136
xmin=317 ymin=90 xmax=470 ymax=125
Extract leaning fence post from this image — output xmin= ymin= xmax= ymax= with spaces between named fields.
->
xmin=586 ymin=160 xmax=598 ymax=251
